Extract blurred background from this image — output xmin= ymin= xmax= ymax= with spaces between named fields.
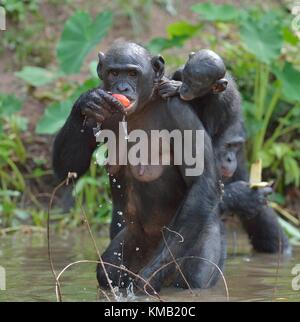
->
xmin=0 ymin=0 xmax=299 ymax=241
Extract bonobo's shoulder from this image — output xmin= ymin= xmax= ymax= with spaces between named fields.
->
xmin=164 ymin=96 xmax=205 ymax=130
xmin=165 ymin=96 xmax=195 ymax=116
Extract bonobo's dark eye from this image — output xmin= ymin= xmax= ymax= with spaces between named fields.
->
xmin=109 ymin=70 xmax=119 ymax=77
xmin=227 ymin=142 xmax=241 ymax=150
xmin=128 ymin=70 xmax=137 ymax=77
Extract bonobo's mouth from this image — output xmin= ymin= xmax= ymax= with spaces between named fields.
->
xmin=221 ymin=167 xmax=234 ymax=179
xmin=180 ymin=94 xmax=193 ymax=101
xmin=123 ymin=97 xmax=138 ymax=115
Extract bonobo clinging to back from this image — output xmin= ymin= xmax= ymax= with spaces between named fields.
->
xmin=53 ymin=42 xmax=225 ymax=293
xmin=158 ymin=49 xmax=290 ymax=254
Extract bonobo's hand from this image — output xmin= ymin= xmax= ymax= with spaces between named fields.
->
xmin=74 ymin=88 xmax=126 ymax=123
xmin=158 ymin=79 xmax=182 ymax=99
xmin=222 ymin=180 xmax=273 ymax=218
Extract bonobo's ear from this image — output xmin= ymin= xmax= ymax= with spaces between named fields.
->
xmin=212 ymin=78 xmax=228 ymax=94
xmin=97 ymin=51 xmax=105 ymax=80
xmin=151 ymin=55 xmax=165 ymax=80
xmin=188 ymin=52 xmax=196 ymax=60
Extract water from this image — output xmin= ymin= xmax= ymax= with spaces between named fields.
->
xmin=0 ymin=227 xmax=299 ymax=302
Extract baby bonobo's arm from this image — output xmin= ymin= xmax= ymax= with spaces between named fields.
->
xmin=158 ymin=76 xmax=182 ymax=99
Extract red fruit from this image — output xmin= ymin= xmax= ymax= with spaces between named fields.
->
xmin=112 ymin=94 xmax=131 ymax=108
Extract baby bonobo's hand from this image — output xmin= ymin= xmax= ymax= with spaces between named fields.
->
xmin=76 ymin=88 xmax=126 ymax=123
xmin=158 ymin=79 xmax=182 ymax=99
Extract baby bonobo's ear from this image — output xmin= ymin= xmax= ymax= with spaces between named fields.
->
xmin=212 ymin=78 xmax=228 ymax=94
xmin=97 ymin=51 xmax=105 ymax=80
xmin=188 ymin=51 xmax=196 ymax=60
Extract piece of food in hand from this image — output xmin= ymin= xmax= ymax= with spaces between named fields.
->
xmin=249 ymin=159 xmax=270 ymax=188
xmin=112 ymin=94 xmax=131 ymax=108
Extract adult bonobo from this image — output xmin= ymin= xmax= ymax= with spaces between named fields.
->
xmin=53 ymin=42 xmax=225 ymax=293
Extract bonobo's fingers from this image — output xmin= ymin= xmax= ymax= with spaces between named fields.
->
xmin=95 ymin=89 xmax=126 ymax=115
xmin=259 ymin=186 xmax=273 ymax=196
xmin=256 ymin=186 xmax=273 ymax=205
xmin=158 ymin=82 xmax=179 ymax=99
xmin=82 ymin=103 xmax=107 ymax=123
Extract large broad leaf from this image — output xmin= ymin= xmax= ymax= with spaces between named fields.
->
xmin=147 ymin=35 xmax=189 ymax=54
xmin=274 ymin=63 xmax=300 ymax=102
xmin=0 ymin=94 xmax=22 ymax=116
xmin=167 ymin=21 xmax=200 ymax=38
xmin=240 ymin=13 xmax=283 ymax=64
xmin=57 ymin=11 xmax=113 ymax=74
xmin=191 ymin=3 xmax=239 ymax=22
xmin=35 ymin=78 xmax=100 ymax=135
xmin=35 ymin=100 xmax=72 ymax=134
xmin=15 ymin=66 xmax=60 ymax=87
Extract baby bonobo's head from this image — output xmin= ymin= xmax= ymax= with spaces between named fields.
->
xmin=180 ymin=49 xmax=228 ymax=101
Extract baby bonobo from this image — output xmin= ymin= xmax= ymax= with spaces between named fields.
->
xmin=158 ymin=49 xmax=242 ymax=142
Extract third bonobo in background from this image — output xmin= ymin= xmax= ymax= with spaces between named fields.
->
xmin=158 ymin=49 xmax=290 ymax=255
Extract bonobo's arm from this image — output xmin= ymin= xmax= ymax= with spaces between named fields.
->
xmin=220 ymin=181 xmax=272 ymax=218
xmin=53 ymin=88 xmax=125 ymax=181
xmin=136 ymin=98 xmax=222 ymax=292
xmin=220 ymin=181 xmax=291 ymax=254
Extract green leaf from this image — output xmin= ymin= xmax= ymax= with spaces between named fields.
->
xmin=0 ymin=94 xmax=22 ymax=116
xmin=147 ymin=35 xmax=188 ymax=54
xmin=95 ymin=144 xmax=108 ymax=166
xmin=274 ymin=63 xmax=300 ymax=102
xmin=167 ymin=21 xmax=200 ymax=38
xmin=240 ymin=13 xmax=283 ymax=64
xmin=35 ymin=77 xmax=100 ymax=135
xmin=15 ymin=66 xmax=60 ymax=87
xmin=282 ymin=26 xmax=299 ymax=45
xmin=278 ymin=217 xmax=300 ymax=239
xmin=284 ymin=156 xmax=300 ymax=186
xmin=89 ymin=60 xmax=99 ymax=79
xmin=57 ymin=11 xmax=113 ymax=74
xmin=35 ymin=100 xmax=72 ymax=135
xmin=191 ymin=3 xmax=239 ymax=22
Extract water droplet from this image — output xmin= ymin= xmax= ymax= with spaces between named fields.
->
xmin=135 ymin=247 xmax=140 ymax=251
xmin=117 ymin=185 xmax=121 ymax=189
xmin=117 ymin=211 xmax=123 ymax=216
xmin=117 ymin=223 xmax=122 ymax=227
xmin=112 ymin=178 xmax=116 ymax=183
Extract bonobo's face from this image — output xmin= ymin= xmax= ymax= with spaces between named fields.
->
xmin=180 ymin=68 xmax=214 ymax=101
xmin=97 ymin=42 xmax=164 ymax=115
xmin=215 ymin=137 xmax=244 ymax=180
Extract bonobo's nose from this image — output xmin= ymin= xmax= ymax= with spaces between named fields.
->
xmin=117 ymin=82 xmax=130 ymax=93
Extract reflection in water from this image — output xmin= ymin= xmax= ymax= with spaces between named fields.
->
xmin=0 ymin=226 xmax=299 ymax=302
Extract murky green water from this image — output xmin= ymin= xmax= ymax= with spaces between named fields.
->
xmin=0 ymin=227 xmax=299 ymax=302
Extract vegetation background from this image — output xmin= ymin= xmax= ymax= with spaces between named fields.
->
xmin=0 ymin=0 xmax=299 ymax=244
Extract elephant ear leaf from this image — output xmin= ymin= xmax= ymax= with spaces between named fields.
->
xmin=240 ymin=12 xmax=283 ymax=64
xmin=191 ymin=2 xmax=239 ymax=22
xmin=35 ymin=100 xmax=72 ymax=135
xmin=274 ymin=63 xmax=300 ymax=103
xmin=57 ymin=11 xmax=113 ymax=74
xmin=0 ymin=94 xmax=22 ymax=116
